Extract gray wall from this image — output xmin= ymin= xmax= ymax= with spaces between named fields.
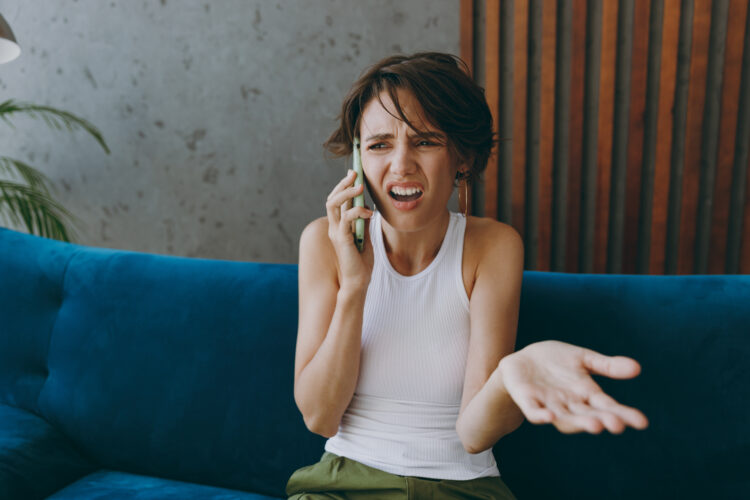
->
xmin=0 ymin=0 xmax=459 ymax=263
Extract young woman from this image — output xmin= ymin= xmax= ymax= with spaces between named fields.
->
xmin=288 ymin=52 xmax=648 ymax=499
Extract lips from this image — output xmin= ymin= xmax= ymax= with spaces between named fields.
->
xmin=385 ymin=181 xmax=424 ymax=211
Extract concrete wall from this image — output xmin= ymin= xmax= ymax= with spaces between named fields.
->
xmin=0 ymin=0 xmax=459 ymax=263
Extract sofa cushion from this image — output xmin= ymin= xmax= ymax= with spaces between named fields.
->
xmin=34 ymin=246 xmax=324 ymax=497
xmin=46 ymin=470 xmax=281 ymax=499
xmin=0 ymin=404 xmax=96 ymax=500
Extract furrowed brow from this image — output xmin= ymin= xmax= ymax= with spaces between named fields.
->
xmin=410 ymin=131 xmax=446 ymax=141
xmin=364 ymin=133 xmax=394 ymax=142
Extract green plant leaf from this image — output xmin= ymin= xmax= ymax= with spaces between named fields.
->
xmin=0 ymin=156 xmax=54 ymax=195
xmin=0 ymin=99 xmax=111 ymax=154
xmin=0 ymin=180 xmax=83 ymax=242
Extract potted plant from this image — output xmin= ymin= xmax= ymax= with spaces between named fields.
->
xmin=0 ymin=99 xmax=109 ymax=242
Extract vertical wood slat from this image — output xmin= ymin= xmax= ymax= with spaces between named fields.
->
xmin=694 ymin=0 xmax=730 ymax=273
xmin=579 ymin=0 xmax=603 ymax=273
xmin=727 ymin=4 xmax=750 ymax=273
xmin=606 ymin=0 xmax=635 ymax=273
xmin=594 ymin=1 xmax=619 ymax=273
xmin=566 ymin=0 xmax=588 ymax=273
xmin=551 ymin=0 xmax=573 ymax=271
xmin=538 ymin=2 xmax=557 ymax=271
xmin=650 ymin=0 xmax=681 ymax=274
xmin=511 ymin=0 xmax=529 ymax=240
xmin=622 ymin=0 xmax=651 ymax=275
xmin=637 ymin=0 xmax=665 ymax=273
xmin=498 ymin=0 xmax=515 ymax=224
xmin=709 ymin=0 xmax=748 ymax=274
xmin=678 ymin=1 xmax=713 ymax=274
xmin=524 ymin=0 xmax=542 ymax=269
xmin=664 ymin=0 xmax=694 ymax=274
xmin=460 ymin=0 xmax=474 ymax=217
xmin=483 ymin=0 xmax=500 ymax=221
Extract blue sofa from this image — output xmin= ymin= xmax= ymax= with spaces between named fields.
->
xmin=1 ymin=226 xmax=748 ymax=499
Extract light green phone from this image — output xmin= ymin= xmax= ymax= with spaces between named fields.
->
xmin=352 ymin=138 xmax=365 ymax=252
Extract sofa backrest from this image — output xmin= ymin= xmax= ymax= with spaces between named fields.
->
xmin=499 ymin=271 xmax=750 ymax=499
xmin=0 ymin=228 xmax=324 ymax=497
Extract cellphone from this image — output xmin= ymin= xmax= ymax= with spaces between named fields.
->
xmin=352 ymin=138 xmax=365 ymax=252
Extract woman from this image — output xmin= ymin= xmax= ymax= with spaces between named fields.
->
xmin=288 ymin=52 xmax=648 ymax=499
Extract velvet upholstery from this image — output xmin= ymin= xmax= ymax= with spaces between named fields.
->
xmin=0 ymin=226 xmax=748 ymax=499
xmin=46 ymin=470 xmax=278 ymax=499
xmin=0 ymin=404 xmax=96 ymax=499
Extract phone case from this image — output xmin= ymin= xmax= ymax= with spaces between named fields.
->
xmin=352 ymin=138 xmax=365 ymax=252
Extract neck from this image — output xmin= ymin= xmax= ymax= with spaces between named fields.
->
xmin=379 ymin=209 xmax=451 ymax=276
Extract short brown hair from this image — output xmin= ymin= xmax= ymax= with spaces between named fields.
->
xmin=324 ymin=52 xmax=495 ymax=185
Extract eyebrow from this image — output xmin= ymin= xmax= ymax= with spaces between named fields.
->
xmin=364 ymin=131 xmax=447 ymax=142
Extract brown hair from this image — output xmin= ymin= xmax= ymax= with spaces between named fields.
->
xmin=324 ymin=52 xmax=496 ymax=186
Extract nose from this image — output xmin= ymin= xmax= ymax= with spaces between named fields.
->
xmin=389 ymin=141 xmax=416 ymax=177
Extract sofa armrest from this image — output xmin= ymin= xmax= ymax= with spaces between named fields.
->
xmin=0 ymin=404 xmax=97 ymax=500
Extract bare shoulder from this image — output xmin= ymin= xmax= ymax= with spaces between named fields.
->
xmin=299 ymin=216 xmax=338 ymax=283
xmin=465 ymin=216 xmax=523 ymax=268
xmin=461 ymin=217 xmax=523 ymax=300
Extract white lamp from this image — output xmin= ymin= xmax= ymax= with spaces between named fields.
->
xmin=0 ymin=14 xmax=21 ymax=64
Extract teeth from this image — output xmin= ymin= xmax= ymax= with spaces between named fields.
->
xmin=390 ymin=186 xmax=422 ymax=196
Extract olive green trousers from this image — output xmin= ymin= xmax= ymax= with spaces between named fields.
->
xmin=286 ymin=452 xmax=517 ymax=500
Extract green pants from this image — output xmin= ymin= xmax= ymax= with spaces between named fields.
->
xmin=286 ymin=452 xmax=517 ymax=500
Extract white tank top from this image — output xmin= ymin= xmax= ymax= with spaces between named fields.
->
xmin=324 ymin=211 xmax=500 ymax=480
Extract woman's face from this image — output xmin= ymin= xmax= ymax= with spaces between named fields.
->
xmin=358 ymin=88 xmax=463 ymax=232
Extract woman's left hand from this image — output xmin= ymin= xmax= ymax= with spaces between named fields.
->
xmin=498 ymin=340 xmax=649 ymax=434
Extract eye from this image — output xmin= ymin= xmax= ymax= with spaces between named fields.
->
xmin=417 ymin=140 xmax=437 ymax=147
xmin=368 ymin=142 xmax=387 ymax=150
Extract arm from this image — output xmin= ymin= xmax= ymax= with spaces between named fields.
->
xmin=455 ymin=221 xmax=526 ymax=454
xmin=293 ymin=217 xmax=367 ymax=438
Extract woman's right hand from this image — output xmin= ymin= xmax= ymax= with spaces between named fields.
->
xmin=325 ymin=169 xmax=375 ymax=292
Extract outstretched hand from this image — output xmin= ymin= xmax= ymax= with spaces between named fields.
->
xmin=499 ymin=340 xmax=649 ymax=435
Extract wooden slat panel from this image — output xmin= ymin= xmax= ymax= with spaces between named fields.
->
xmin=460 ymin=0 xmax=474 ymax=217
xmin=677 ymin=0 xmax=710 ymax=274
xmin=635 ymin=0 xmax=663 ymax=274
xmin=498 ymin=0 xmax=515 ymax=223
xmin=461 ymin=0 xmax=475 ymax=77
xmin=579 ymin=0 xmax=603 ymax=273
xmin=552 ymin=0 xmax=573 ymax=271
xmin=512 ymin=0 xmax=529 ymax=240
xmin=694 ymin=0 xmax=730 ymax=273
xmin=484 ymin=0 xmax=500 ymax=221
xmin=537 ymin=0 xmax=557 ymax=271
xmin=594 ymin=0 xmax=618 ymax=273
xmin=742 ymin=153 xmax=750 ymax=273
xmin=607 ymin=0 xmax=636 ymax=273
xmin=649 ymin=0 xmax=680 ymax=275
xmin=565 ymin=0 xmax=588 ymax=273
xmin=665 ymin=0 xmax=695 ymax=274
xmin=727 ymin=4 xmax=750 ymax=273
xmin=525 ymin=0 xmax=543 ymax=270
xmin=709 ymin=0 xmax=748 ymax=273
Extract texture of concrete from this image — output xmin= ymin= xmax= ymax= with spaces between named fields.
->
xmin=0 ymin=0 xmax=459 ymax=263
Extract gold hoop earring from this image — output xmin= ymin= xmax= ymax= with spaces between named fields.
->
xmin=463 ymin=181 xmax=469 ymax=217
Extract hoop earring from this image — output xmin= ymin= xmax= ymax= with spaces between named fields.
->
xmin=464 ymin=181 xmax=469 ymax=217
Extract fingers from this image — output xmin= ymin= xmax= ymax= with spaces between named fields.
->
xmin=527 ymin=391 xmax=647 ymax=435
xmin=582 ymin=350 xmax=642 ymax=380
xmin=588 ymin=392 xmax=649 ymax=430
xmin=514 ymin=392 xmax=555 ymax=425
xmin=325 ymin=171 xmax=363 ymax=225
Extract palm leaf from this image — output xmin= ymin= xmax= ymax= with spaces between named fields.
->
xmin=0 ymin=180 xmax=84 ymax=242
xmin=0 ymin=99 xmax=110 ymax=154
xmin=0 ymin=156 xmax=54 ymax=195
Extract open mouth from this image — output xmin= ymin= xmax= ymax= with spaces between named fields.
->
xmin=389 ymin=187 xmax=423 ymax=202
